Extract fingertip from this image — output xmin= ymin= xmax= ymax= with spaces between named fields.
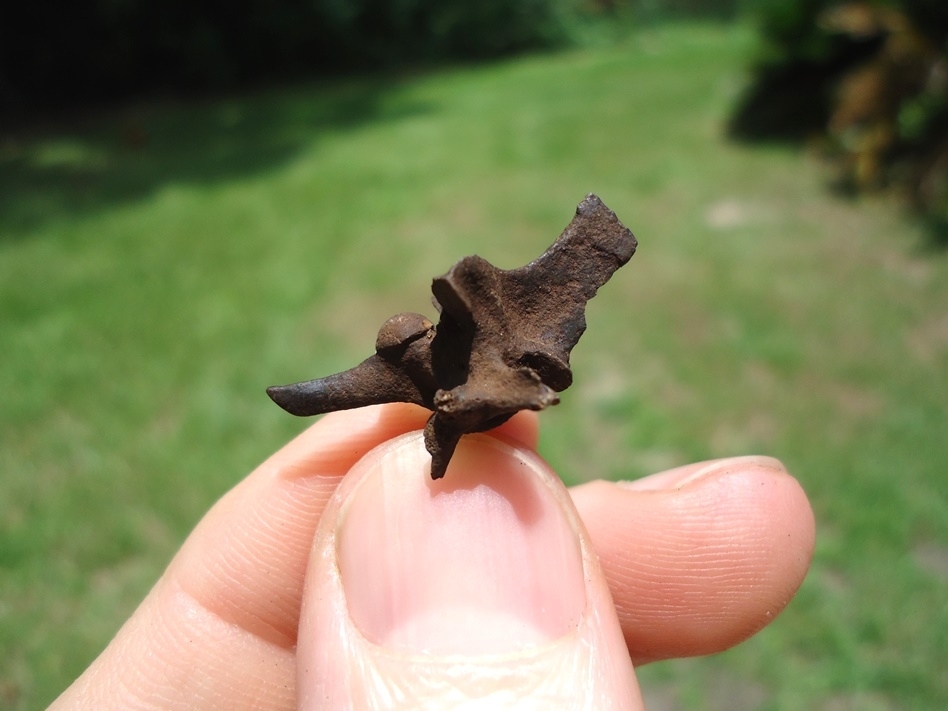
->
xmin=268 ymin=403 xmax=432 ymax=480
xmin=271 ymin=405 xmax=538 ymax=480
xmin=572 ymin=458 xmax=815 ymax=664
xmin=298 ymin=431 xmax=641 ymax=707
xmin=616 ymin=455 xmax=788 ymax=491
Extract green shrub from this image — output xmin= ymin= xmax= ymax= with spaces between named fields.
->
xmin=731 ymin=0 xmax=948 ymax=239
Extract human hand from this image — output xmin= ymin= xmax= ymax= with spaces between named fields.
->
xmin=50 ymin=403 xmax=814 ymax=710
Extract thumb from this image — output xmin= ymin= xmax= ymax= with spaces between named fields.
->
xmin=297 ymin=431 xmax=642 ymax=710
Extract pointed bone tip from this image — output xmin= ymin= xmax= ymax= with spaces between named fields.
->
xmin=429 ymin=460 xmax=447 ymax=480
xmin=266 ymin=383 xmax=317 ymax=417
xmin=576 ymin=193 xmax=623 ymax=227
xmin=266 ymin=384 xmax=293 ymax=409
xmin=427 ymin=438 xmax=458 ymax=479
xmin=578 ymin=193 xmax=604 ymax=214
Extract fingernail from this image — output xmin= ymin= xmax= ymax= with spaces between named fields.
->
xmin=618 ymin=455 xmax=786 ymax=491
xmin=336 ymin=434 xmax=586 ymax=655
xmin=299 ymin=432 xmax=642 ymax=707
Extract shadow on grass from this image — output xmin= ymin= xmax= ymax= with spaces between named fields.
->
xmin=921 ymin=216 xmax=948 ymax=251
xmin=0 ymin=77 xmax=432 ymax=238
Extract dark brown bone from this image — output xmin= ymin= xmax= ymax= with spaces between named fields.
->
xmin=267 ymin=194 xmax=637 ymax=478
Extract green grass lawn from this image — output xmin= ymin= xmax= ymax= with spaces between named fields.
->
xmin=2 ymin=21 xmax=947 ymax=710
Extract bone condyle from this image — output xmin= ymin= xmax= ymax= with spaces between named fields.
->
xmin=267 ymin=194 xmax=637 ymax=479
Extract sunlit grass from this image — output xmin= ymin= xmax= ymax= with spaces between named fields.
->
xmin=2 ymin=21 xmax=946 ymax=710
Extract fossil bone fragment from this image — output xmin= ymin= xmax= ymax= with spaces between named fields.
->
xmin=267 ymin=194 xmax=637 ymax=478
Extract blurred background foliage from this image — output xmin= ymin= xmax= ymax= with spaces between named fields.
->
xmin=2 ymin=0 xmax=757 ymax=115
xmin=1 ymin=0 xmax=586 ymax=113
xmin=4 ymin=1 xmax=944 ymax=230
xmin=2 ymin=2 xmax=947 ymax=710
xmin=732 ymin=0 xmax=948 ymax=237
